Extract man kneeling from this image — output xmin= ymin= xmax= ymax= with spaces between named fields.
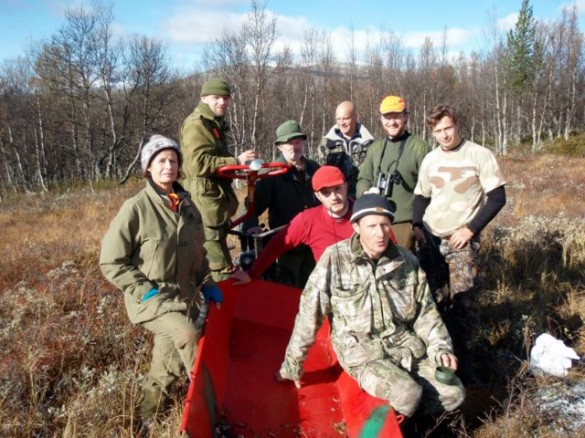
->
xmin=276 ymin=194 xmax=465 ymax=418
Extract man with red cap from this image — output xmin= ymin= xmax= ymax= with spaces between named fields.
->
xmin=232 ymin=166 xmax=396 ymax=286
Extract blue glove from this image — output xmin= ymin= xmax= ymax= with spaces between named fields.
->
xmin=202 ymin=284 xmax=223 ymax=304
xmin=141 ymin=287 xmax=159 ymax=302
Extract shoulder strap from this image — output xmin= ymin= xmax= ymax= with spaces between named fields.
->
xmin=395 ymin=134 xmax=408 ymax=163
xmin=376 ymin=133 xmax=409 ymax=176
xmin=376 ymin=137 xmax=389 ymax=177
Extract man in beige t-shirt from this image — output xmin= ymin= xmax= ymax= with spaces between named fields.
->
xmin=413 ymin=104 xmax=506 ymax=385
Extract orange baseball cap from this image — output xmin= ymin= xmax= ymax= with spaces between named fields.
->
xmin=379 ymin=96 xmax=407 ymax=114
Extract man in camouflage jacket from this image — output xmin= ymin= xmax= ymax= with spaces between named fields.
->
xmin=278 ymin=194 xmax=465 ymax=418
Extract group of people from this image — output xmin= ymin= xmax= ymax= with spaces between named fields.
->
xmin=99 ymin=76 xmax=507 ymax=433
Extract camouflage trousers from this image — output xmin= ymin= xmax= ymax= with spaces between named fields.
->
xmin=350 ymin=356 xmax=465 ymax=417
xmin=439 ymin=238 xmax=482 ymax=297
xmin=140 ymin=311 xmax=201 ymax=418
xmin=203 ymin=224 xmax=234 ymax=281
xmin=436 ymin=239 xmax=482 ymax=369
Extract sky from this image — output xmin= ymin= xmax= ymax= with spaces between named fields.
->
xmin=1 ymin=0 xmax=584 ymax=72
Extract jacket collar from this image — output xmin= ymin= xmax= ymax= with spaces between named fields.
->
xmin=276 ymin=154 xmax=320 ymax=182
xmin=349 ymin=232 xmax=401 ymax=264
xmin=387 ymin=130 xmax=411 ymax=143
xmin=333 ymin=124 xmax=362 ymax=141
xmin=196 ymin=101 xmax=218 ymax=121
xmin=146 ymin=179 xmax=193 ymax=213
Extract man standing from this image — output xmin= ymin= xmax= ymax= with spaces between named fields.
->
xmin=180 ymin=78 xmax=257 ymax=281
xmin=356 ymin=96 xmax=430 ymax=251
xmin=244 ymin=120 xmax=320 ymax=288
xmin=413 ymin=104 xmax=506 ymax=384
xmin=277 ymin=194 xmax=465 ymax=418
xmin=233 ymin=166 xmax=356 ymax=285
xmin=318 ymin=101 xmax=374 ymax=197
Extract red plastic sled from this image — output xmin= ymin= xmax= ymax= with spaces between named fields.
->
xmin=180 ymin=279 xmax=404 ymax=437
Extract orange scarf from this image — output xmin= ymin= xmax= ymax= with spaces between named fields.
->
xmin=168 ymin=193 xmax=180 ymax=212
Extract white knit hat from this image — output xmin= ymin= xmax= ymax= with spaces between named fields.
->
xmin=140 ymin=134 xmax=182 ymax=175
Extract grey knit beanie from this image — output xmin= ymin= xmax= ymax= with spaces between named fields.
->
xmin=140 ymin=134 xmax=183 ymax=175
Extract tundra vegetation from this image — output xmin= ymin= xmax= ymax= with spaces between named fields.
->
xmin=0 ymin=152 xmax=583 ymax=437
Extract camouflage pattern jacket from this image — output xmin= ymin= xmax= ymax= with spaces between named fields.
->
xmin=280 ymin=234 xmax=454 ymax=380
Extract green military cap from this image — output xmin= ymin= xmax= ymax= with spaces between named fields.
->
xmin=201 ymin=78 xmax=231 ymax=97
xmin=274 ymin=120 xmax=307 ymax=145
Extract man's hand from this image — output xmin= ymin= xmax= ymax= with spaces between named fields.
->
xmin=202 ymin=284 xmax=223 ymax=309
xmin=231 ymin=270 xmax=252 ymax=286
xmin=238 ymin=149 xmax=258 ymax=164
xmin=364 ymin=187 xmax=381 ymax=195
xmin=413 ymin=226 xmax=426 ymax=244
xmin=141 ymin=287 xmax=159 ymax=302
xmin=449 ymin=227 xmax=474 ymax=250
xmin=246 ymin=225 xmax=264 ymax=235
xmin=440 ymin=352 xmax=458 ymax=370
xmin=275 ymin=371 xmax=301 ymax=388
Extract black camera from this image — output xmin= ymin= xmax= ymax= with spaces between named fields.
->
xmin=375 ymin=171 xmax=402 ymax=197
xmin=237 ymin=250 xmax=256 ymax=271
xmin=350 ymin=139 xmax=373 ymax=166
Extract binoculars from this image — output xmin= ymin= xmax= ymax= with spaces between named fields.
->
xmin=375 ymin=171 xmax=402 ymax=197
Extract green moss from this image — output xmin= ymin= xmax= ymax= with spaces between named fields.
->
xmin=542 ymin=133 xmax=585 ymax=157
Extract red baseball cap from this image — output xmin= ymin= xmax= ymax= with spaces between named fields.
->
xmin=312 ymin=166 xmax=345 ymax=191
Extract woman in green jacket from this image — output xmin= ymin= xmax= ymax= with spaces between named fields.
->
xmin=99 ymin=134 xmax=222 ymax=431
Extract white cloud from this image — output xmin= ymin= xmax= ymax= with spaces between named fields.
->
xmin=160 ymin=4 xmax=495 ymax=67
xmin=560 ymin=0 xmax=585 ymax=14
xmin=289 ymin=25 xmax=482 ymax=63
xmin=401 ymin=27 xmax=481 ymax=51
xmin=270 ymin=16 xmax=313 ymax=58
xmin=497 ymin=12 xmax=519 ymax=32
xmin=165 ymin=9 xmax=247 ymax=44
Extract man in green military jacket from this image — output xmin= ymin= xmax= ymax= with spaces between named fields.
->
xmin=356 ymin=95 xmax=430 ymax=251
xmin=180 ymin=78 xmax=258 ymax=281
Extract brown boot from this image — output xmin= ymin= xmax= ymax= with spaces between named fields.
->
xmin=140 ymin=387 xmax=165 ymax=420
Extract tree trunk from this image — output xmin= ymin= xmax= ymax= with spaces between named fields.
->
xmin=120 ymin=138 xmax=144 ymax=184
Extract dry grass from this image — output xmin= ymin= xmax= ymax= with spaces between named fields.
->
xmin=0 ymin=155 xmax=584 ymax=437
